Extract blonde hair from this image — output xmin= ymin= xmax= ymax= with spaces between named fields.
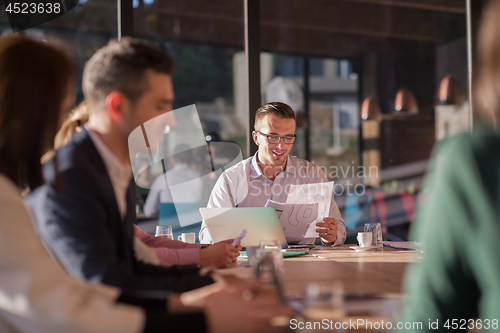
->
xmin=41 ymin=101 xmax=89 ymax=163
xmin=54 ymin=100 xmax=89 ymax=149
xmin=474 ymin=0 xmax=500 ymax=126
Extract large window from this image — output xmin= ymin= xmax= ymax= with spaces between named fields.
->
xmin=0 ymin=0 xmax=471 ymax=241
xmin=259 ymin=0 xmax=468 ymax=240
xmin=134 ymin=0 xmax=245 ymax=149
xmin=132 ymin=1 xmax=246 ymax=239
xmin=0 ymin=0 xmax=118 ymax=103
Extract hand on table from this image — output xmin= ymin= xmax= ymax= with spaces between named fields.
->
xmin=204 ymin=282 xmax=291 ymax=333
xmin=199 ymin=240 xmax=241 ymax=268
xmin=316 ymin=217 xmax=338 ymax=244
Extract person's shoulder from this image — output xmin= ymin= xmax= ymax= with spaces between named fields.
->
xmin=436 ymin=128 xmax=500 ymax=163
xmin=221 ymin=155 xmax=252 ymax=176
xmin=42 ymin=130 xmax=104 ymax=186
xmin=467 ymin=128 xmax=500 ymax=156
xmin=289 ymin=155 xmax=319 ymax=167
xmin=288 ymin=155 xmax=324 ymax=176
xmin=47 ymin=130 xmax=100 ymax=173
xmin=461 ymin=129 xmax=500 ymax=176
xmin=428 ymin=129 xmax=500 ymax=199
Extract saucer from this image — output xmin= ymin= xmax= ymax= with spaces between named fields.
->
xmin=349 ymin=245 xmax=378 ymax=252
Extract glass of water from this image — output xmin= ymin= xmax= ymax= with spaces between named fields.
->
xmin=259 ymin=240 xmax=284 ymax=274
xmin=364 ymin=223 xmax=383 ymax=247
xmin=303 ymin=281 xmax=345 ymax=322
xmin=155 ymin=225 xmax=173 ymax=240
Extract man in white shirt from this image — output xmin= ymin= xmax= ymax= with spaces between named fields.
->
xmin=199 ymin=102 xmax=346 ymax=246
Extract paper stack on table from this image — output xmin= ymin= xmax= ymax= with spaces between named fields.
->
xmin=382 ymin=241 xmax=422 ymax=251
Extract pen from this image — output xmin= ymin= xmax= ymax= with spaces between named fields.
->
xmin=232 ymin=229 xmax=246 ymax=246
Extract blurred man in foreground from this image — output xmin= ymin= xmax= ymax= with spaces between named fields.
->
xmin=29 ymin=38 xmax=239 ymax=292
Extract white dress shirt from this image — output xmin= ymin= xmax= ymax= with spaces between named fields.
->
xmin=86 ymin=127 xmax=132 ymax=219
xmin=199 ymin=153 xmax=346 ymax=245
xmin=0 ymin=175 xmax=144 ymax=333
xmin=87 ymin=127 xmax=159 ymax=266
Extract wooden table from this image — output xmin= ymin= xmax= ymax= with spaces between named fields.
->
xmin=278 ymin=245 xmax=421 ymax=332
xmin=224 ymin=245 xmax=420 ymax=331
xmin=282 ymin=245 xmax=420 ymax=297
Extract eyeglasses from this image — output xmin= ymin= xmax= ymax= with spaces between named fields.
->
xmin=257 ymin=131 xmax=296 ymax=144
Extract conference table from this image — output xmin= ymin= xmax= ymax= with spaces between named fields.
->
xmin=232 ymin=244 xmax=421 ymax=332
xmin=282 ymin=245 xmax=419 ymax=296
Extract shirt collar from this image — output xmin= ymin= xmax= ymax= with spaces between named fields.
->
xmin=250 ymin=153 xmax=264 ymax=179
xmin=283 ymin=155 xmax=296 ymax=176
xmin=250 ymin=152 xmax=295 ymax=180
xmin=85 ymin=125 xmax=132 ymax=181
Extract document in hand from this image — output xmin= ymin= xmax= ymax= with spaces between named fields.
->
xmin=265 ymin=181 xmax=335 ymax=242
xmin=265 ymin=199 xmax=318 ymax=243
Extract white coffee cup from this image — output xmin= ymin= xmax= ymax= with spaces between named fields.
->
xmin=356 ymin=232 xmax=373 ymax=248
xmin=178 ymin=232 xmax=196 ymax=243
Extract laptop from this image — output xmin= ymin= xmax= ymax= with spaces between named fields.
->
xmin=199 ymin=207 xmax=287 ymax=247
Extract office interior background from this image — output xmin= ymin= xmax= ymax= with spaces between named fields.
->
xmin=0 ymin=0 xmax=484 ymax=242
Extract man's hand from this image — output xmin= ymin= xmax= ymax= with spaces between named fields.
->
xmin=199 ymin=240 xmax=241 ymax=268
xmin=316 ymin=217 xmax=338 ymax=244
xmin=204 ymin=282 xmax=291 ymax=333
xmin=179 ymin=278 xmax=251 ymax=309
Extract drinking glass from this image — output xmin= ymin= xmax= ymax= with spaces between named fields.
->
xmin=364 ymin=223 xmax=383 ymax=247
xmin=303 ymin=281 xmax=345 ymax=322
xmin=253 ymin=252 xmax=287 ymax=304
xmin=155 ymin=225 xmax=173 ymax=240
xmin=259 ymin=240 xmax=284 ymax=274
xmin=246 ymin=246 xmax=265 ymax=267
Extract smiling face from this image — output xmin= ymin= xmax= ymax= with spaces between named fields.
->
xmin=253 ymin=114 xmax=296 ymax=173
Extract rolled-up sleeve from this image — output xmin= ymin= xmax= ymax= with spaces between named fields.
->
xmin=315 ymin=166 xmax=346 ymax=246
xmin=134 ymin=225 xmax=201 ymax=266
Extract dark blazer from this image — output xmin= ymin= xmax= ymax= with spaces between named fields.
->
xmin=27 ymin=128 xmax=213 ymax=292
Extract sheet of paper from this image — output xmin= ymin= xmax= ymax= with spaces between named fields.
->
xmin=382 ymin=241 xmax=422 ymax=251
xmin=265 ymin=199 xmax=318 ymax=240
xmin=286 ymin=181 xmax=334 ymax=238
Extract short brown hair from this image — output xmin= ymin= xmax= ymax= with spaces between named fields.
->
xmin=0 ymin=36 xmax=73 ymax=189
xmin=254 ymin=102 xmax=296 ymax=131
xmin=474 ymin=0 xmax=500 ymax=125
xmin=82 ymin=37 xmax=174 ymax=112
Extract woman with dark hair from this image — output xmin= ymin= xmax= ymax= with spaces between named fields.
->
xmin=0 ymin=36 xmax=284 ymax=333
xmin=0 ymin=36 xmax=73 ymax=189
xmin=400 ymin=1 xmax=500 ymax=331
